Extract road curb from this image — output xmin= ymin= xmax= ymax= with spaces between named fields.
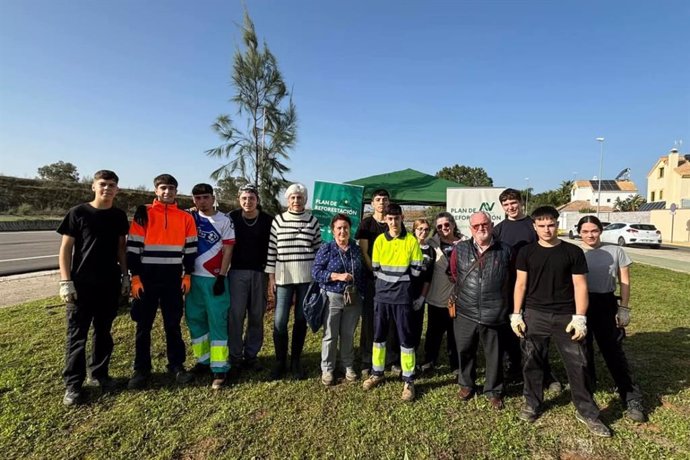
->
xmin=0 ymin=269 xmax=60 ymax=282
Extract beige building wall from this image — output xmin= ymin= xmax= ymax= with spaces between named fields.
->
xmin=647 ymin=149 xmax=690 ymax=207
xmin=650 ymin=208 xmax=690 ymax=243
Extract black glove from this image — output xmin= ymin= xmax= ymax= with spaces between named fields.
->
xmin=134 ymin=205 xmax=148 ymax=227
xmin=213 ymin=275 xmax=226 ymax=296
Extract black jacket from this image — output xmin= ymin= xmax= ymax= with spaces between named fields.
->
xmin=450 ymin=239 xmax=512 ymax=326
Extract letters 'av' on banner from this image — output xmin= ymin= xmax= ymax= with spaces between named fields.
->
xmin=446 ymin=187 xmax=505 ymax=236
xmin=311 ymin=181 xmax=364 ymax=242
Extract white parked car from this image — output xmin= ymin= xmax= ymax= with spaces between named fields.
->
xmin=568 ymin=221 xmax=610 ymax=239
xmin=600 ymin=223 xmax=662 ymax=248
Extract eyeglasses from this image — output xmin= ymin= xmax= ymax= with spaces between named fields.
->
xmin=470 ymin=223 xmax=491 ymax=230
xmin=436 ymin=223 xmax=452 ymax=230
xmin=416 ymin=227 xmax=430 ymax=232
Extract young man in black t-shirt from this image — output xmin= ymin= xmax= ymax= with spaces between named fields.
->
xmin=57 ymin=170 xmax=129 ymax=406
xmin=511 ymin=206 xmax=611 ymax=437
xmin=355 ymin=188 xmax=392 ymax=377
xmin=493 ymin=188 xmax=560 ymax=390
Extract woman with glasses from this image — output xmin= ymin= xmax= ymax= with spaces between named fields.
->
xmin=312 ymin=214 xmax=366 ymax=385
xmin=419 ymin=212 xmax=467 ymax=374
xmin=411 ymin=219 xmax=435 ymax=353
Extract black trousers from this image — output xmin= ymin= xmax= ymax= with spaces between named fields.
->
xmin=63 ymin=281 xmax=119 ymax=390
xmin=423 ymin=304 xmax=459 ymax=370
xmin=131 ymin=277 xmax=186 ymax=373
xmin=587 ymin=292 xmax=643 ymax=402
xmin=522 ymin=309 xmax=600 ymax=419
xmin=453 ymin=315 xmax=504 ymax=397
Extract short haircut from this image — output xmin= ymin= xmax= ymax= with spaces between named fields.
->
xmin=471 ymin=211 xmax=493 ymax=224
xmin=531 ymin=206 xmax=559 ymax=221
xmin=384 ymin=203 xmax=403 ymax=216
xmin=238 ymin=183 xmax=259 ymax=198
xmin=93 ymin=170 xmax=119 ymax=183
xmin=154 ymin=174 xmax=178 ymax=188
xmin=285 ymin=183 xmax=308 ymax=202
xmin=577 ymin=215 xmax=603 ymax=232
xmin=371 ymin=188 xmax=390 ymax=199
xmin=499 ymin=188 xmax=523 ymax=203
xmin=192 ymin=183 xmax=214 ymax=196
xmin=330 ymin=213 xmax=352 ymax=229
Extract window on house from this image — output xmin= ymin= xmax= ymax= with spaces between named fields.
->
xmin=659 ymin=167 xmax=664 ymax=178
xmin=660 ymin=190 xmax=663 ymax=200
xmin=651 ymin=191 xmax=655 ymax=201
xmin=607 ymin=198 xmax=611 ymax=203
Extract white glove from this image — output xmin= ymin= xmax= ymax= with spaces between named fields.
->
xmin=121 ymin=275 xmax=131 ymax=297
xmin=510 ymin=313 xmax=526 ymax=338
xmin=413 ymin=296 xmax=426 ymax=311
xmin=565 ymin=314 xmax=588 ymax=341
xmin=616 ymin=306 xmax=631 ymax=328
xmin=59 ymin=281 xmax=77 ymax=303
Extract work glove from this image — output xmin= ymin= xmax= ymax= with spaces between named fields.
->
xmin=131 ymin=275 xmax=144 ymax=299
xmin=121 ymin=275 xmax=131 ymax=297
xmin=616 ymin=306 xmax=631 ymax=328
xmin=213 ymin=275 xmax=226 ymax=296
xmin=565 ymin=314 xmax=588 ymax=341
xmin=59 ymin=281 xmax=77 ymax=303
xmin=412 ymin=296 xmax=425 ymax=311
xmin=509 ymin=313 xmax=526 ymax=338
xmin=181 ymin=274 xmax=192 ymax=295
xmin=133 ymin=205 xmax=148 ymax=227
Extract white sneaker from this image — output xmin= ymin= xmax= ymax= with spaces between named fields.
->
xmin=345 ymin=367 xmax=358 ymax=382
xmin=321 ymin=371 xmax=334 ymax=386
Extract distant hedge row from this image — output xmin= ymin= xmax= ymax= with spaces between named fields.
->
xmin=0 ymin=176 xmax=210 ymax=215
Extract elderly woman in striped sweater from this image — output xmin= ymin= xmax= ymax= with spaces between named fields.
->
xmin=266 ymin=183 xmax=322 ymax=380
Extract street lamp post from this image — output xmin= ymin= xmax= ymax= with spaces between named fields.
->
xmin=596 ymin=137 xmax=605 ymax=219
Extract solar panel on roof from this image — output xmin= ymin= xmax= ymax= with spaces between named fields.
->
xmin=589 ymin=180 xmax=620 ymax=191
xmin=638 ymin=201 xmax=666 ymax=211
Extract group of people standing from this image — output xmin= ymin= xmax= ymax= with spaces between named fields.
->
xmin=57 ymin=171 xmax=645 ymax=438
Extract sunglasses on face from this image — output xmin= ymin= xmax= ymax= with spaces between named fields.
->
xmin=470 ymin=223 xmax=491 ymax=230
xmin=239 ymin=184 xmax=258 ymax=193
xmin=436 ymin=223 xmax=452 ymax=230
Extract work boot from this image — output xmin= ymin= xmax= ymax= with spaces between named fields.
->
xmin=270 ymin=361 xmax=286 ymax=381
xmin=62 ymin=388 xmax=84 ymax=407
xmin=362 ymin=374 xmax=384 ymax=391
xmin=401 ymin=382 xmax=415 ymax=402
xmin=626 ymin=399 xmax=647 ymax=423
xmin=575 ymin=412 xmax=612 ymax=437
xmin=291 ymin=359 xmax=305 ymax=380
xmin=211 ymin=373 xmax=226 ymax=390
xmin=127 ymin=371 xmax=150 ymax=390
xmin=170 ymin=366 xmax=194 ymax=385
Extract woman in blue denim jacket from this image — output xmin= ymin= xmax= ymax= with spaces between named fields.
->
xmin=312 ymin=213 xmax=366 ymax=385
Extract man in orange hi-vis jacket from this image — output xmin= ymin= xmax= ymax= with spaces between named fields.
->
xmin=126 ymin=173 xmax=198 ymax=390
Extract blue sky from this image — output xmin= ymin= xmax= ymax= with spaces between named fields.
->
xmin=1 ymin=0 xmax=688 ymax=197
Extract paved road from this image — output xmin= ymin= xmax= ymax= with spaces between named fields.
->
xmin=0 ymin=231 xmax=60 ymax=276
xmin=568 ymin=238 xmax=690 ymax=274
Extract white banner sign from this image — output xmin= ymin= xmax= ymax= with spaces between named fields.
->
xmin=446 ymin=187 xmax=505 ymax=235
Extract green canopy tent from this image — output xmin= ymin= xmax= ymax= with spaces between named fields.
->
xmin=345 ymin=168 xmax=463 ymax=205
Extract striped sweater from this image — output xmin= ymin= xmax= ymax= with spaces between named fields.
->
xmin=265 ymin=210 xmax=322 ymax=285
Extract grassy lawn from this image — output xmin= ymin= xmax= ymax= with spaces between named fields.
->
xmin=1 ymin=264 xmax=689 ymax=459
